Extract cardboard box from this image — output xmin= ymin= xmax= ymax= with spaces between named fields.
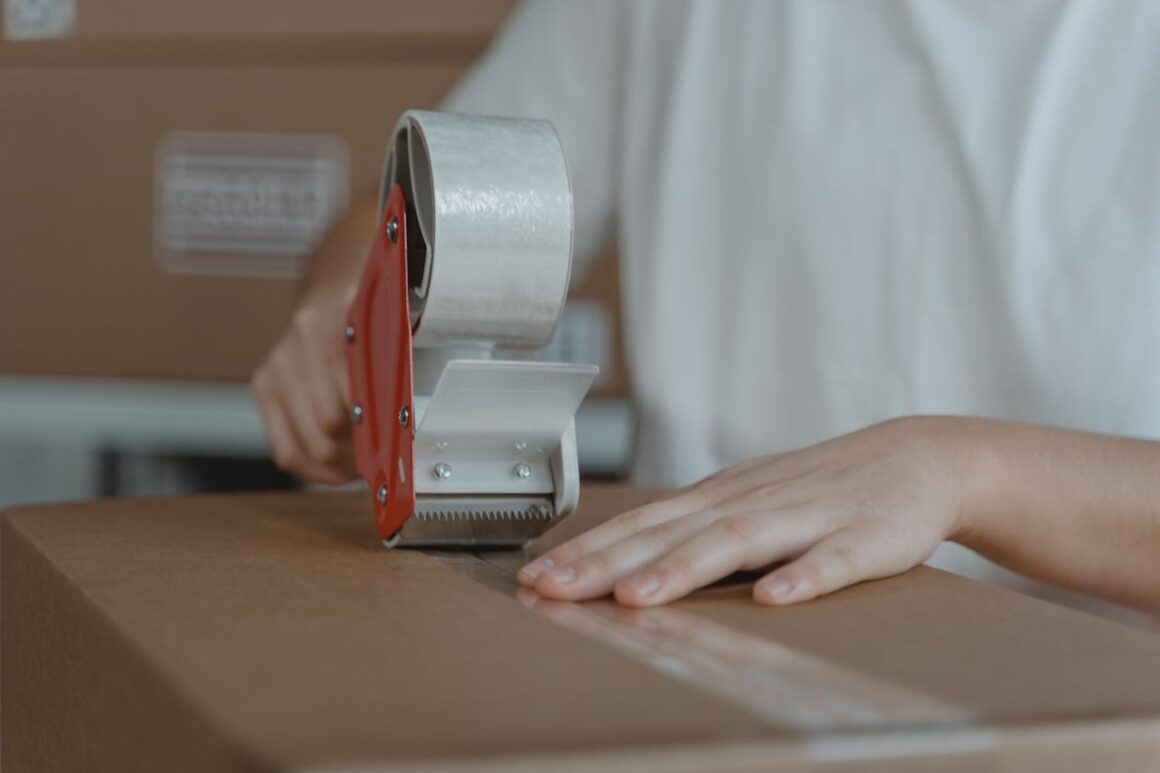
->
xmin=0 ymin=0 xmax=631 ymax=395
xmin=5 ymin=485 xmax=1160 ymax=771
xmin=0 ymin=61 xmax=460 ymax=381
xmin=1 ymin=0 xmax=515 ymax=44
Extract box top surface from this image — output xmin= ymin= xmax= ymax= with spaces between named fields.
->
xmin=6 ymin=485 xmax=1160 ymax=769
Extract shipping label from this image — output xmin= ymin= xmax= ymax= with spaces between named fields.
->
xmin=4 ymin=0 xmax=75 ymax=40
xmin=155 ymin=132 xmax=350 ymax=279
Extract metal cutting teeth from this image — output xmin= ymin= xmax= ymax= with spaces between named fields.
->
xmin=393 ymin=497 xmax=558 ymax=548
xmin=411 ymin=505 xmax=555 ymax=522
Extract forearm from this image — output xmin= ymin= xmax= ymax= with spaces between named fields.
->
xmin=955 ymin=418 xmax=1160 ymax=611
xmin=252 ymin=194 xmax=378 ymax=483
xmin=297 ymin=194 xmax=379 ymax=307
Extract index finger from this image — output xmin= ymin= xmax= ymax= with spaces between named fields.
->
xmin=518 ymin=491 xmax=709 ymax=585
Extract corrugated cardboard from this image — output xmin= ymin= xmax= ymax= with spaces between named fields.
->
xmin=0 ymin=62 xmax=461 ymax=381
xmin=5 ymin=486 xmax=1160 ymax=771
xmin=0 ymin=0 xmax=630 ymax=395
xmin=1 ymin=0 xmax=515 ymax=44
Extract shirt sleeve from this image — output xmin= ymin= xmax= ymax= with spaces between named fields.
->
xmin=440 ymin=0 xmax=626 ymax=281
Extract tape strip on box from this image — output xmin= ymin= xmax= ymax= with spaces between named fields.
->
xmin=432 ymin=551 xmax=973 ymax=736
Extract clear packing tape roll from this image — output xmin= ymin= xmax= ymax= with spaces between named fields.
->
xmin=382 ymin=110 xmax=573 ymax=349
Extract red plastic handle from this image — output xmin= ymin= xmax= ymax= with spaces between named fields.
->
xmin=345 ymin=184 xmax=415 ymax=541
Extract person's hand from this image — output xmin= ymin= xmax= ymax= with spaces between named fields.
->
xmin=251 ymin=197 xmax=379 ymax=484
xmin=520 ymin=416 xmax=988 ymax=606
xmin=251 ymin=285 xmax=358 ymax=484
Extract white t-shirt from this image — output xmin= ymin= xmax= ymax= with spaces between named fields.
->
xmin=450 ymin=0 xmax=1160 ymax=482
xmin=443 ymin=1 xmax=1160 ymax=620
xmin=446 ymin=0 xmax=1160 ymax=491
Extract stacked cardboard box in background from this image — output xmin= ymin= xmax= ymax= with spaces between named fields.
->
xmin=0 ymin=0 xmax=629 ymax=395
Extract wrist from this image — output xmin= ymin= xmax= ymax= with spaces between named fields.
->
xmin=943 ymin=417 xmax=1014 ymax=548
xmin=298 ymin=277 xmax=357 ymax=316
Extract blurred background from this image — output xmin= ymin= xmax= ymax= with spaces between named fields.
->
xmin=0 ymin=0 xmax=634 ymax=509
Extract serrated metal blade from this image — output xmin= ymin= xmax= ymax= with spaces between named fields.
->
xmin=390 ymin=496 xmax=559 ymax=548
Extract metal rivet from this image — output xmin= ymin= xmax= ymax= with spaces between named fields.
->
xmin=432 ymin=462 xmax=452 ymax=480
xmin=513 ymin=463 xmax=532 ymax=479
xmin=350 ymin=404 xmax=363 ymax=424
xmin=376 ymin=484 xmax=388 ymax=504
xmin=398 ymin=406 xmax=410 ymax=427
xmin=387 ymin=216 xmax=399 ymax=243
xmin=344 ymin=324 xmax=355 ymax=342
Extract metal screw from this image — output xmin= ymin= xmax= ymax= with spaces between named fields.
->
xmin=376 ymin=484 xmax=388 ymax=504
xmin=344 ymin=324 xmax=355 ymax=342
xmin=350 ymin=404 xmax=363 ymax=424
xmin=432 ymin=462 xmax=453 ymax=480
xmin=387 ymin=216 xmax=399 ymax=244
xmin=513 ymin=463 xmax=532 ymax=479
xmin=398 ymin=406 xmax=410 ymax=427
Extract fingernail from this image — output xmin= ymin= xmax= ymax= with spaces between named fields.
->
xmin=764 ymin=578 xmax=796 ymax=603
xmin=625 ymin=573 xmax=661 ymax=598
xmin=519 ymin=558 xmax=554 ymax=580
xmin=546 ymin=566 xmax=577 ymax=584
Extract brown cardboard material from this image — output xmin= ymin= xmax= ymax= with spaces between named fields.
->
xmin=0 ymin=62 xmax=462 ymax=382
xmin=0 ymin=0 xmax=516 ymax=48
xmin=5 ymin=486 xmax=1160 ymax=771
xmin=0 ymin=0 xmax=630 ymax=395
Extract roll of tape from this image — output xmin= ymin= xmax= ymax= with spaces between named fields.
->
xmin=382 ymin=111 xmax=573 ymax=349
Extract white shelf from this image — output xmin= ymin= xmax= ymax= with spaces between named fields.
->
xmin=0 ymin=377 xmax=634 ymax=506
